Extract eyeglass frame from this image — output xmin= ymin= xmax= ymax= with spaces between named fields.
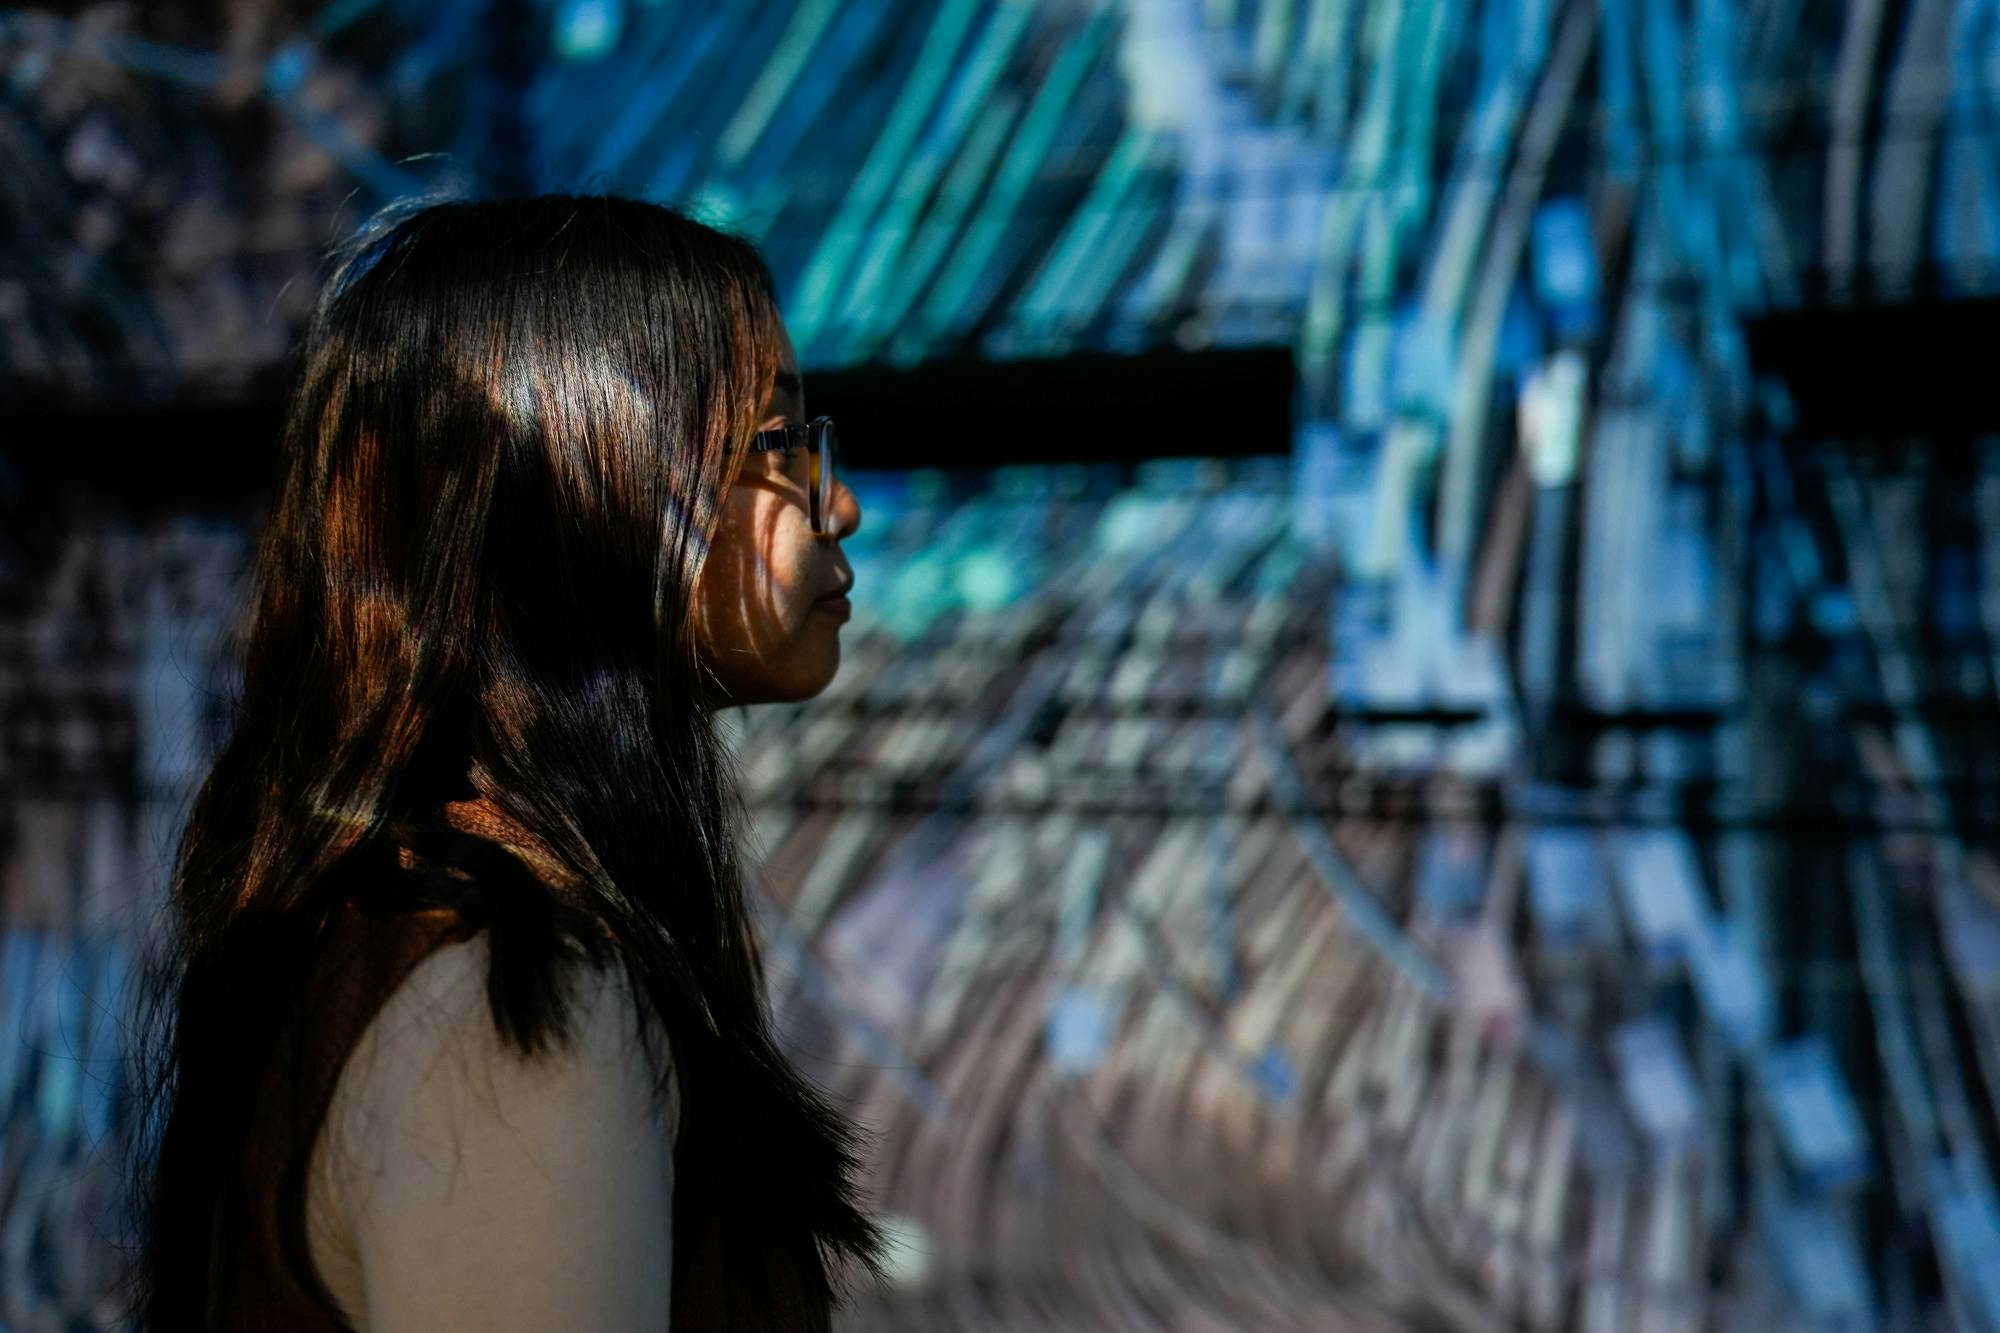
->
xmin=746 ymin=415 xmax=839 ymax=535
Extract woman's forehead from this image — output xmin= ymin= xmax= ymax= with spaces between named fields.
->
xmin=766 ymin=345 xmax=804 ymax=418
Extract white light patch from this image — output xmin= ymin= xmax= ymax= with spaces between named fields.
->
xmin=875 ymin=1212 xmax=936 ymax=1288
xmin=553 ymin=0 xmax=623 ymax=61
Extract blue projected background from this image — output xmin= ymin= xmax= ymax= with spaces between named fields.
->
xmin=6 ymin=1 xmax=2000 ymax=1330
xmin=8 ymin=0 xmax=2000 ymax=392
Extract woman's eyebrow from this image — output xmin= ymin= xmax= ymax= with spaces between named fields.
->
xmin=773 ymin=369 xmax=802 ymax=400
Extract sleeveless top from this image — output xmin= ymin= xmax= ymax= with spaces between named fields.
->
xmin=219 ymin=798 xmax=837 ymax=1330
xmin=232 ymin=897 xmax=475 ymax=1327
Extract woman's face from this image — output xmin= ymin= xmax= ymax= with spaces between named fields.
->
xmin=693 ymin=320 xmax=861 ymax=707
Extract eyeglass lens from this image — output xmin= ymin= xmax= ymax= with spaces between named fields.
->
xmin=812 ymin=419 xmax=836 ymax=534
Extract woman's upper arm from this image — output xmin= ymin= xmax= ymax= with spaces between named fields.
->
xmin=319 ymin=936 xmax=678 ymax=1332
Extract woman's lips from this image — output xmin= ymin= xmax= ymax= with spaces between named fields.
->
xmin=814 ymin=594 xmax=851 ymax=621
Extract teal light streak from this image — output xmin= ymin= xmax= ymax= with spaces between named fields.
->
xmin=1013 ymin=127 xmax=1155 ymax=334
xmin=918 ymin=10 xmax=1111 ymax=346
xmin=1391 ymin=0 xmax=1459 ymax=255
xmin=1252 ymin=0 xmax=1299 ymax=91
xmin=788 ymin=0 xmax=984 ymax=353
xmin=864 ymin=93 xmax=1024 ymax=365
xmin=1298 ymin=0 xmax=1408 ymax=401
xmin=1308 ymin=0 xmax=1357 ymax=137
xmin=1117 ymin=207 xmax=1209 ymax=332
xmin=579 ymin=11 xmax=726 ymax=181
xmin=1054 ymin=171 xmax=1167 ymax=341
xmin=716 ymin=0 xmax=842 ymax=169
xmin=830 ymin=0 xmax=1035 ymax=350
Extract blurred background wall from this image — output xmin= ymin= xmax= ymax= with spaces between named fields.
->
xmin=5 ymin=0 xmax=2000 ymax=1328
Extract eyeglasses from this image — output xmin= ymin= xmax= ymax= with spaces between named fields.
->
xmin=747 ymin=415 xmax=839 ymax=535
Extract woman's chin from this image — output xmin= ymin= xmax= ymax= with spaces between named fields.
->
xmin=788 ymin=656 xmax=840 ymax=702
xmin=735 ymin=658 xmax=840 ymax=707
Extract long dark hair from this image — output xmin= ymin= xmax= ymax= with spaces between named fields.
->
xmin=122 ymin=193 xmax=887 ymax=1327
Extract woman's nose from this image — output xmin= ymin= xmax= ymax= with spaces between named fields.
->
xmin=828 ymin=477 xmax=862 ymax=539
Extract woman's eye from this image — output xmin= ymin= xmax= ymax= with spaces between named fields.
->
xmin=762 ymin=446 xmax=806 ymax=480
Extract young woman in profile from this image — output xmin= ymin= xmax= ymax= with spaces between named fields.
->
xmin=124 ymin=193 xmax=884 ymax=1330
